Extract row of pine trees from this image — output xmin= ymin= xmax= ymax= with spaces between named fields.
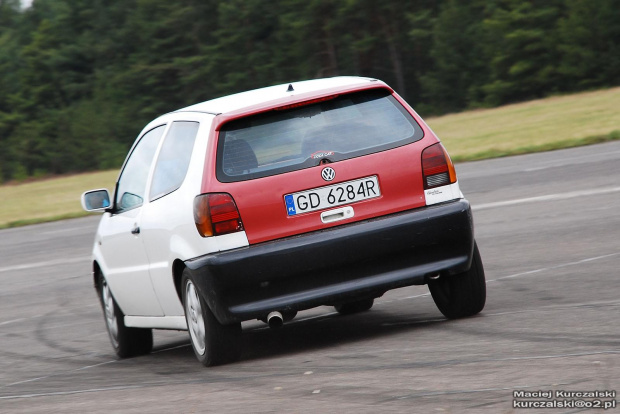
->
xmin=0 ymin=0 xmax=618 ymax=181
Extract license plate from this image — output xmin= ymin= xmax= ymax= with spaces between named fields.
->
xmin=284 ymin=176 xmax=380 ymax=216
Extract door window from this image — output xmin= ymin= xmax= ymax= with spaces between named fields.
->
xmin=115 ymin=125 xmax=165 ymax=212
xmin=150 ymin=121 xmax=199 ymax=201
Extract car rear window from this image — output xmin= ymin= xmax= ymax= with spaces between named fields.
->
xmin=216 ymin=88 xmax=424 ymax=183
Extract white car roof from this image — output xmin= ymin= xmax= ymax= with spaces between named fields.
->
xmin=176 ymin=76 xmax=380 ymax=115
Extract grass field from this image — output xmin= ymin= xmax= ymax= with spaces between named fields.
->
xmin=0 ymin=170 xmax=118 ymax=228
xmin=432 ymin=86 xmax=620 ymax=161
xmin=1 ymin=87 xmax=619 ymax=228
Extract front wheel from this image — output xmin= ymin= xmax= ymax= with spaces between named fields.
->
xmin=428 ymin=243 xmax=486 ymax=319
xmin=182 ymin=270 xmax=241 ymax=366
xmin=98 ymin=274 xmax=153 ymax=358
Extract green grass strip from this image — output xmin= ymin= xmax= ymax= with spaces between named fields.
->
xmin=450 ymin=130 xmax=620 ymax=163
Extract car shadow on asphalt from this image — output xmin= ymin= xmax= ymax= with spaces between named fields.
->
xmin=239 ymin=309 xmax=448 ymax=361
xmin=146 ymin=307 xmax=460 ymax=367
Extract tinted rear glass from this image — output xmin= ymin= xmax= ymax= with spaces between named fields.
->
xmin=216 ymin=89 xmax=423 ymax=182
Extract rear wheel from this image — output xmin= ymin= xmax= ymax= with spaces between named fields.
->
xmin=428 ymin=242 xmax=486 ymax=319
xmin=182 ymin=270 xmax=241 ymax=366
xmin=334 ymin=298 xmax=374 ymax=315
xmin=98 ymin=274 xmax=153 ymax=358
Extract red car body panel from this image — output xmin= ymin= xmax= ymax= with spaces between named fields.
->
xmin=200 ymin=85 xmax=440 ymax=244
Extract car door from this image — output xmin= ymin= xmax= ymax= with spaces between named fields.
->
xmin=97 ymin=125 xmax=166 ymax=316
xmin=140 ymin=119 xmax=203 ymax=316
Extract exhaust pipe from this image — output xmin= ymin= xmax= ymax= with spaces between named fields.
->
xmin=267 ymin=311 xmax=284 ymax=329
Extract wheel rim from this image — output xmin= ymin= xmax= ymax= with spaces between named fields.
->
xmin=185 ymin=280 xmax=206 ymax=355
xmin=101 ymin=280 xmax=119 ymax=348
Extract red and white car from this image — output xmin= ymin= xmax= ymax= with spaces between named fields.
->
xmin=82 ymin=76 xmax=485 ymax=366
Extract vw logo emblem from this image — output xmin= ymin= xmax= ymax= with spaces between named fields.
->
xmin=321 ymin=167 xmax=336 ymax=181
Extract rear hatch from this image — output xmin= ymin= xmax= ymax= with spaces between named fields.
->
xmin=206 ymin=87 xmax=438 ymax=244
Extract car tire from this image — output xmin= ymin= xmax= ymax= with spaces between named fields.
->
xmin=182 ymin=270 xmax=241 ymax=366
xmin=334 ymin=298 xmax=374 ymax=315
xmin=98 ymin=273 xmax=153 ymax=358
xmin=428 ymin=242 xmax=486 ymax=319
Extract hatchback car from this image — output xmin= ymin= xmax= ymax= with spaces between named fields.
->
xmin=82 ymin=76 xmax=485 ymax=366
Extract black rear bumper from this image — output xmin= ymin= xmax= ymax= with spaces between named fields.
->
xmin=185 ymin=199 xmax=474 ymax=324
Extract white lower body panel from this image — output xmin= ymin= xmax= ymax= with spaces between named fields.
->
xmin=125 ymin=315 xmax=187 ymax=330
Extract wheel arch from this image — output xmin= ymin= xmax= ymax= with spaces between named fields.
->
xmin=93 ymin=261 xmax=103 ymax=291
xmin=172 ymin=259 xmax=186 ymax=304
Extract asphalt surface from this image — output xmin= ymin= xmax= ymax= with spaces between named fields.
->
xmin=1 ymin=142 xmax=619 ymax=413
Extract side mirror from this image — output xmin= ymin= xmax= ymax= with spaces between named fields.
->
xmin=81 ymin=189 xmax=111 ymax=212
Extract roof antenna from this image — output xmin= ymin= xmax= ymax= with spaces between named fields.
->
xmin=287 ymin=84 xmax=294 ymax=92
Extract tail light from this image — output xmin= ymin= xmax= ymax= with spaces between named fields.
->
xmin=193 ymin=193 xmax=244 ymax=237
xmin=421 ymin=143 xmax=457 ymax=189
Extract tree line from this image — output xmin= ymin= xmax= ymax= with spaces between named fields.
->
xmin=0 ymin=0 xmax=618 ymax=182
